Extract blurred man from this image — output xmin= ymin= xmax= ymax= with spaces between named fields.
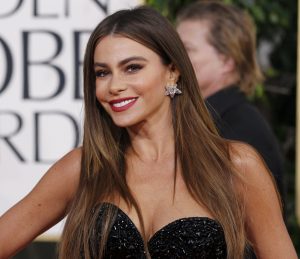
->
xmin=177 ymin=1 xmax=285 ymax=198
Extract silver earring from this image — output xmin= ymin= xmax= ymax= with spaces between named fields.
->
xmin=165 ymin=83 xmax=182 ymax=98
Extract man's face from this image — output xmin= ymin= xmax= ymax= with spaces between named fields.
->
xmin=177 ymin=20 xmax=229 ymax=98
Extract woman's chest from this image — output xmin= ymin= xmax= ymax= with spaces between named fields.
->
xmin=90 ymin=203 xmax=227 ymax=259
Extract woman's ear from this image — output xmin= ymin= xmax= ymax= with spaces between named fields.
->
xmin=168 ymin=64 xmax=180 ymax=83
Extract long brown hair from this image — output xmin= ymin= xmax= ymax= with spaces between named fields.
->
xmin=177 ymin=1 xmax=263 ymax=95
xmin=59 ymin=6 xmax=246 ymax=259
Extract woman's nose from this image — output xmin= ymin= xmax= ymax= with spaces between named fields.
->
xmin=108 ymin=75 xmax=127 ymax=95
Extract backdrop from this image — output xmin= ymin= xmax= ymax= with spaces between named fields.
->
xmin=0 ymin=0 xmax=141 ymax=240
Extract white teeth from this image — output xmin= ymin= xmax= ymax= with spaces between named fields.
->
xmin=112 ymin=99 xmax=136 ymax=107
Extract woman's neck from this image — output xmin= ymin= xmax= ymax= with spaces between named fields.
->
xmin=126 ymin=119 xmax=175 ymax=163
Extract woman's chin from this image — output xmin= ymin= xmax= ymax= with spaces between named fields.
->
xmin=111 ymin=118 xmax=138 ymax=128
xmin=112 ymin=117 xmax=146 ymax=130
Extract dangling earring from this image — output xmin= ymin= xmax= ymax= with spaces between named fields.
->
xmin=165 ymin=82 xmax=182 ymax=98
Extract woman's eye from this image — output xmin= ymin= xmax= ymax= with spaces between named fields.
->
xmin=95 ymin=70 xmax=109 ymax=78
xmin=127 ymin=64 xmax=142 ymax=73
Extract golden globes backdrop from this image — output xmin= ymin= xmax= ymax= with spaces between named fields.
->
xmin=0 ymin=0 xmax=141 ymax=239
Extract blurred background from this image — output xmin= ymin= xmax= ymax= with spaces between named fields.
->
xmin=0 ymin=0 xmax=298 ymax=258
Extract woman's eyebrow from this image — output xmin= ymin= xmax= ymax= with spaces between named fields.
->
xmin=94 ymin=56 xmax=148 ymax=68
xmin=118 ymin=56 xmax=148 ymax=66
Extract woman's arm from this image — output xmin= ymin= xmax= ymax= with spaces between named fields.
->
xmin=231 ymin=142 xmax=297 ymax=259
xmin=0 ymin=148 xmax=81 ymax=259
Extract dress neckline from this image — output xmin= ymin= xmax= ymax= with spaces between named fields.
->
xmin=99 ymin=202 xmax=223 ymax=244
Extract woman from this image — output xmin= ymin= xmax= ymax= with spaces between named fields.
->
xmin=0 ymin=6 xmax=296 ymax=259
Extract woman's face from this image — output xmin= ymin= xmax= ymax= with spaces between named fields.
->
xmin=177 ymin=20 xmax=230 ymax=98
xmin=93 ymin=35 xmax=175 ymax=128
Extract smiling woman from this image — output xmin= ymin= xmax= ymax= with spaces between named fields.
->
xmin=93 ymin=35 xmax=176 ymax=128
xmin=0 ymin=5 xmax=297 ymax=259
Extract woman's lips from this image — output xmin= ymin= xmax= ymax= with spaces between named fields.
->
xmin=109 ymin=97 xmax=138 ymax=112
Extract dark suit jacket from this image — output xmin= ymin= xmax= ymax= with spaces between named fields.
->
xmin=206 ymin=86 xmax=284 ymax=197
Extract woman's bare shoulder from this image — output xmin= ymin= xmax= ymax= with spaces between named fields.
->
xmin=51 ymin=147 xmax=82 ymax=176
xmin=228 ymin=141 xmax=281 ymax=210
xmin=44 ymin=147 xmax=82 ymax=199
xmin=0 ymin=147 xmax=83 ymax=258
xmin=229 ymin=141 xmax=260 ymax=166
xmin=228 ymin=141 xmax=272 ymax=183
xmin=227 ymin=143 xmax=296 ymax=257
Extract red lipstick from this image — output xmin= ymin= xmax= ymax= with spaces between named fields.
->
xmin=109 ymin=97 xmax=138 ymax=112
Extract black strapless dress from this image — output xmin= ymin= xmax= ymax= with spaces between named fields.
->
xmin=89 ymin=203 xmax=227 ymax=258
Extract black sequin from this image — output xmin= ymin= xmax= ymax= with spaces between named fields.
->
xmin=148 ymin=217 xmax=226 ymax=258
xmin=89 ymin=203 xmax=227 ymax=258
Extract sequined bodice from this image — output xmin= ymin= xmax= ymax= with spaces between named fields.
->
xmin=90 ymin=203 xmax=227 ymax=258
